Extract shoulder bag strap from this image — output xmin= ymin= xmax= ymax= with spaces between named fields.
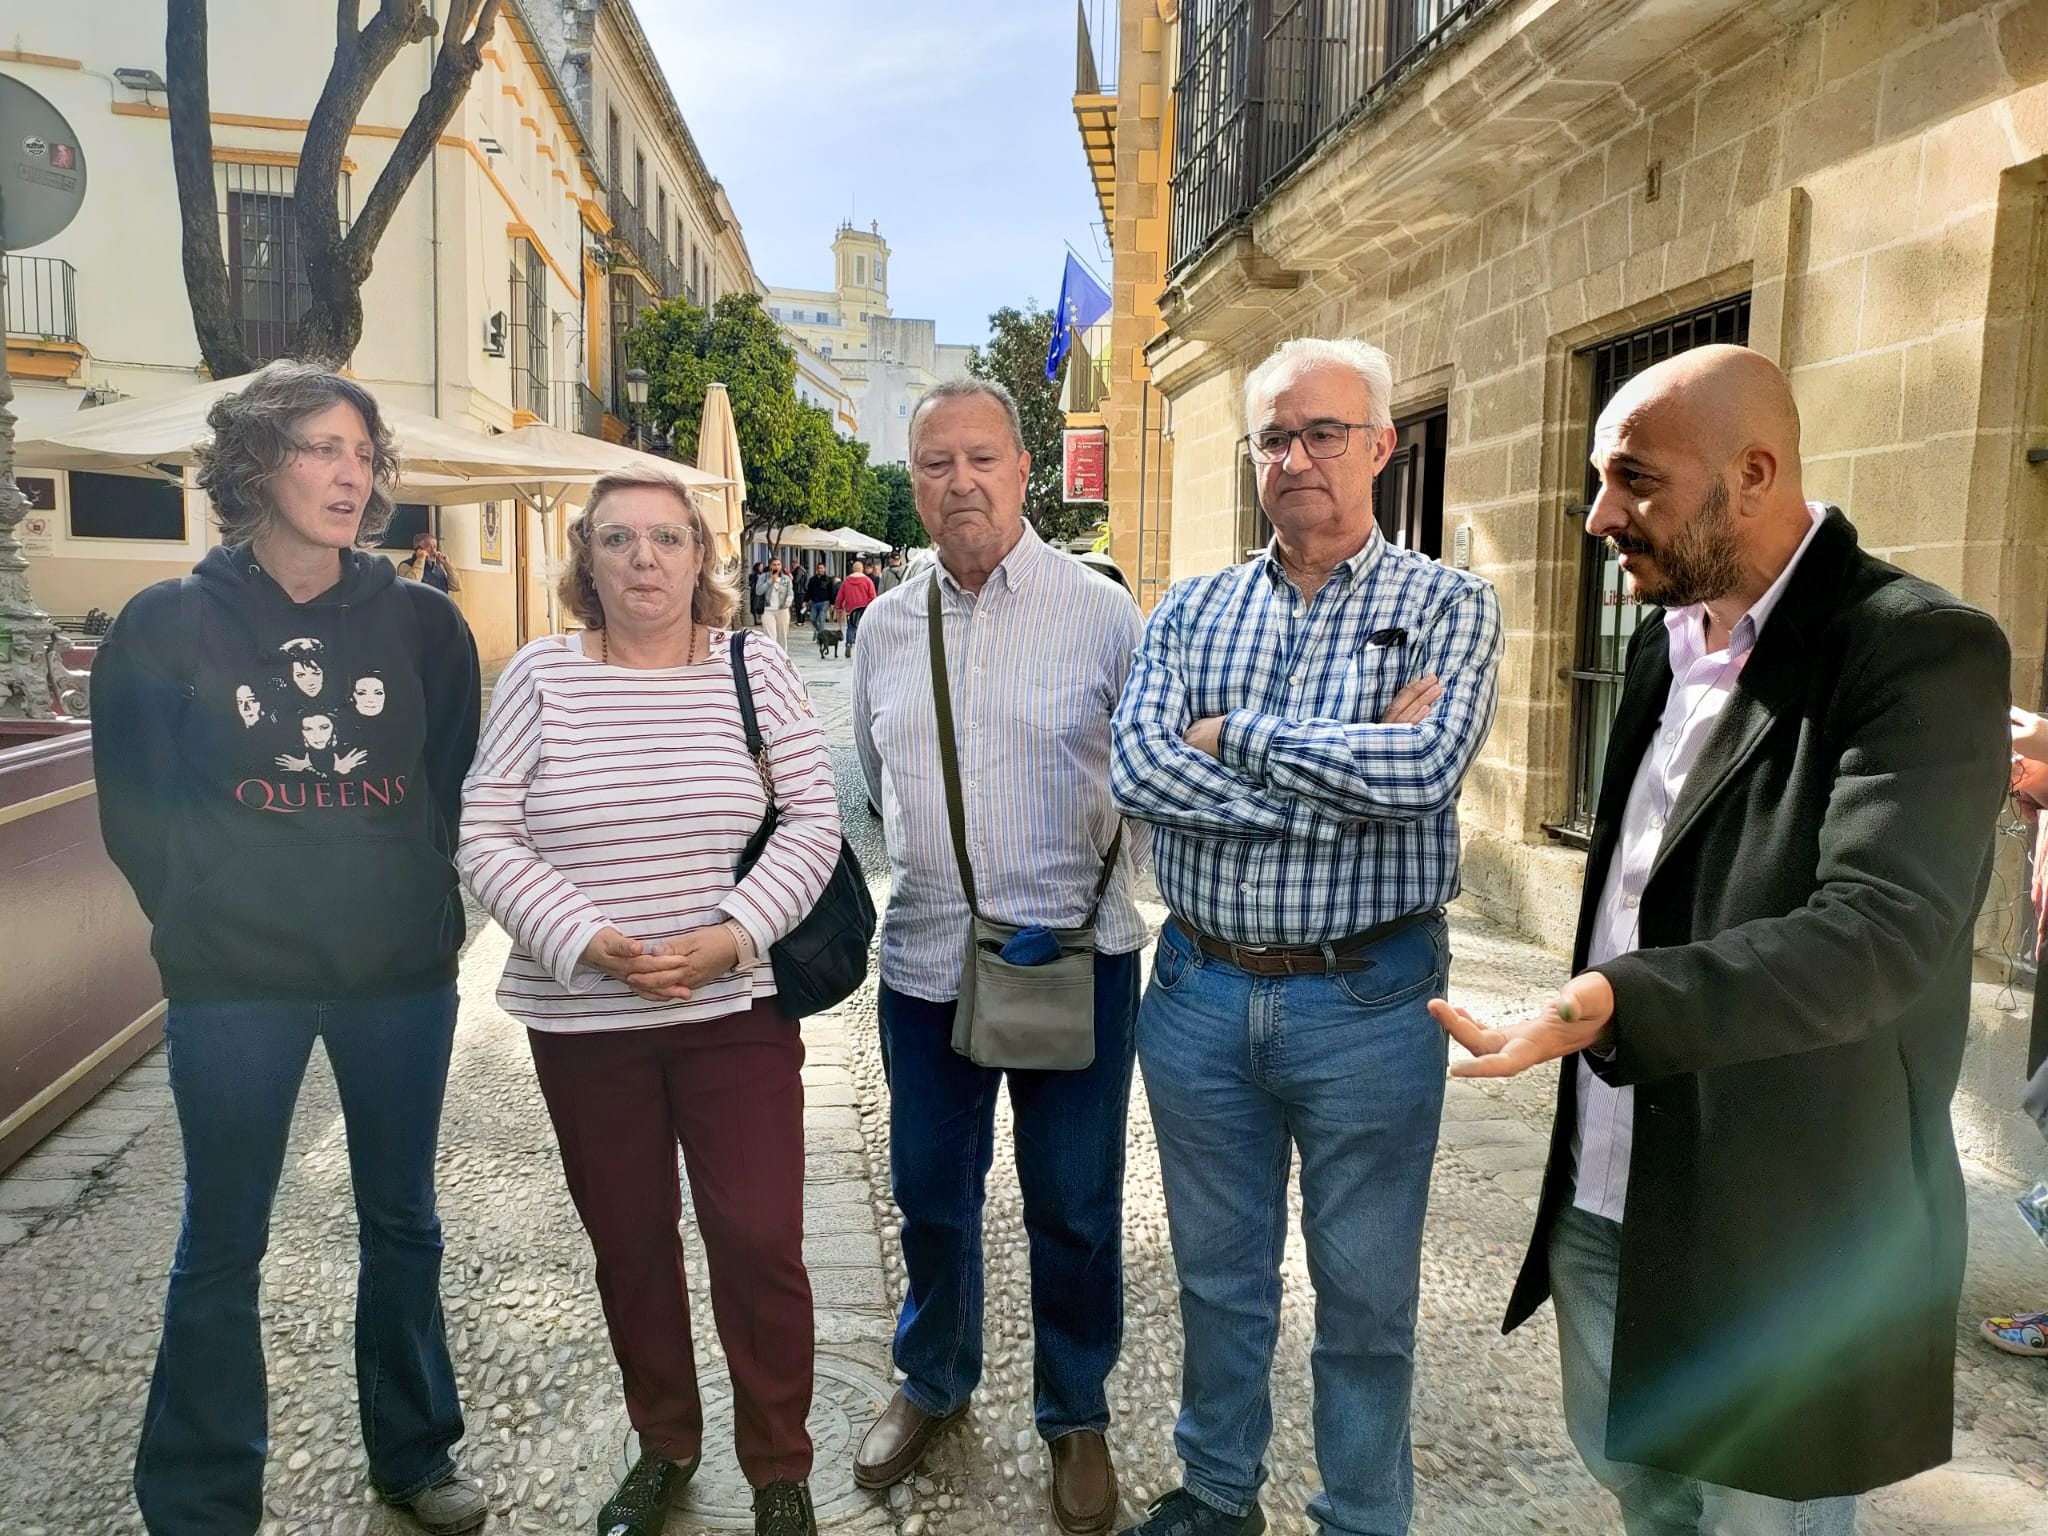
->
xmin=729 ymin=631 xmax=777 ymax=868
xmin=928 ymin=571 xmax=1123 ymax=926
xmin=926 ymin=571 xmax=981 ymax=918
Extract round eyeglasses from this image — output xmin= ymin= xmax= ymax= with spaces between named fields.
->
xmin=587 ymin=521 xmax=698 ymax=556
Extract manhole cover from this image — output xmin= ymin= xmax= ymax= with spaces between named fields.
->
xmin=599 ymin=1354 xmax=893 ymax=1529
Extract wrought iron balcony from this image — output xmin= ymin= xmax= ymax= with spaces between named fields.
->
xmin=1077 ymin=0 xmax=1120 ymax=93
xmin=605 ymin=190 xmax=689 ymax=303
xmin=6 ymin=254 xmax=79 ymax=343
xmin=1075 ymin=1 xmax=1119 ymax=227
xmin=1171 ymin=0 xmax=1494 ymax=273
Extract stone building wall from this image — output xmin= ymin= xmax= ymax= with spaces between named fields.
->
xmin=1147 ymin=0 xmax=2048 ymax=1172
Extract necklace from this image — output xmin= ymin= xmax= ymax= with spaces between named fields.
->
xmin=598 ymin=623 xmax=701 ymax=667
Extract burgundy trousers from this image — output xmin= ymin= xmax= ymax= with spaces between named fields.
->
xmin=528 ymin=1002 xmax=814 ymax=1486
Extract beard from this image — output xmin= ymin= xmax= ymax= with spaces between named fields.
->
xmin=1611 ymin=477 xmax=1741 ymax=607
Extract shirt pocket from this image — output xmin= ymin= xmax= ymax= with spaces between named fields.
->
xmin=1326 ymin=643 xmax=1407 ymax=724
xmin=1018 ymin=677 xmax=1099 ymax=739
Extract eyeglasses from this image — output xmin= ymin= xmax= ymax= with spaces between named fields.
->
xmin=294 ymin=437 xmax=376 ymax=472
xmin=1244 ymin=422 xmax=1375 ymax=464
xmin=586 ymin=521 xmax=697 ymax=556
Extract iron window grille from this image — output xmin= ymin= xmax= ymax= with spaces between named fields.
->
xmin=509 ymin=239 xmax=551 ymax=422
xmin=1553 ymin=292 xmax=1752 ymax=842
xmin=221 ymin=162 xmax=352 ymax=366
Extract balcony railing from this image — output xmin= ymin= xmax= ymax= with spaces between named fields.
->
xmin=606 ymin=189 xmax=688 ymax=303
xmin=4 ymin=254 xmax=77 ymax=342
xmin=1077 ymin=0 xmax=1120 ymax=94
xmin=1171 ymin=0 xmax=1492 ymax=272
xmin=558 ymin=380 xmax=604 ymax=439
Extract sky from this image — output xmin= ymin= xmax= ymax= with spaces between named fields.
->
xmin=640 ymin=0 xmax=1110 ymax=350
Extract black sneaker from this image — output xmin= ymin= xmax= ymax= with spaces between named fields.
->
xmin=753 ymin=1479 xmax=817 ymax=1536
xmin=598 ymin=1449 xmax=700 ymax=1536
xmin=1120 ymin=1488 xmax=1266 ymax=1536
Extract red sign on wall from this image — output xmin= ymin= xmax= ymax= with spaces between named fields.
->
xmin=1062 ymin=428 xmax=1107 ymax=503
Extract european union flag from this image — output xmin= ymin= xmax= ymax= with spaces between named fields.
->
xmin=1045 ymin=253 xmax=1113 ymax=381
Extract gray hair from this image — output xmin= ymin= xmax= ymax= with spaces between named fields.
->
xmin=1243 ymin=337 xmax=1396 ymax=432
xmin=909 ymin=377 xmax=1026 ymax=457
xmin=194 ymin=359 xmax=401 ymax=545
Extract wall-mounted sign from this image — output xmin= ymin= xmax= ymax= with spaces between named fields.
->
xmin=480 ymin=502 xmax=504 ymax=565
xmin=0 ymin=74 xmax=86 ymax=248
xmin=1062 ymin=428 xmax=1107 ymax=503
xmin=19 ymin=512 xmax=53 ymax=557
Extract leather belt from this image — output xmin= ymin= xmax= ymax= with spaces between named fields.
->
xmin=1176 ymin=908 xmax=1441 ymax=977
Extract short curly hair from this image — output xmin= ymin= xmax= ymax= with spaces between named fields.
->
xmin=194 ymin=360 xmax=400 ymax=546
xmin=559 ymin=463 xmax=741 ymax=630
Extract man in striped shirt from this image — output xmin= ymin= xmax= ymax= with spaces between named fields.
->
xmin=851 ymin=378 xmax=1146 ymax=1536
xmin=1110 ymin=337 xmax=1502 ymax=1536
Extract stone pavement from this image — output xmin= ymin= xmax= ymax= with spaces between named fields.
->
xmin=0 ymin=627 xmax=2042 ymax=1535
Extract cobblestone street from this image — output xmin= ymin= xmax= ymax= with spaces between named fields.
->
xmin=1 ymin=636 xmax=2045 ymax=1536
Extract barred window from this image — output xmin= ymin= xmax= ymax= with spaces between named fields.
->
xmin=1555 ymin=293 xmax=1752 ymax=840
xmin=219 ymin=162 xmax=351 ymax=365
xmin=509 ymin=238 xmax=551 ymax=421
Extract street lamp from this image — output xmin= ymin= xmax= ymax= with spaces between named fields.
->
xmin=624 ymin=366 xmax=649 ymax=450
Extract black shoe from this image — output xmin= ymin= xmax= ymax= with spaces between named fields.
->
xmin=753 ymin=1479 xmax=817 ymax=1535
xmin=1119 ymin=1488 xmax=1266 ymax=1536
xmin=598 ymin=1449 xmax=700 ymax=1536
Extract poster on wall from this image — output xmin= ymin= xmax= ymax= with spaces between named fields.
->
xmin=1062 ymin=428 xmax=1107 ymax=503
xmin=480 ymin=502 xmax=504 ymax=565
xmin=19 ymin=513 xmax=53 ymax=558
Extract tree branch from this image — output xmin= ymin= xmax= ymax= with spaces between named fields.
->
xmin=166 ymin=0 xmax=252 ymax=377
xmin=294 ymin=0 xmax=494 ymax=361
xmin=340 ymin=0 xmax=499 ymax=277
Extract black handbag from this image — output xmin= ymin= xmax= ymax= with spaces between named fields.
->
xmin=729 ymin=633 xmax=876 ymax=1017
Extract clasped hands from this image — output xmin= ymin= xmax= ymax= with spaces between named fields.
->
xmin=1183 ymin=673 xmax=1445 ymax=757
xmin=580 ymin=923 xmax=741 ymax=1002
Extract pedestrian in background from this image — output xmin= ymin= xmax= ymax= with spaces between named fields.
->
xmin=1981 ymin=703 xmax=2048 ymax=1358
xmin=760 ymin=557 xmax=796 ymax=649
xmin=1432 ymin=346 xmax=2012 ymax=1536
xmin=852 ymin=379 xmax=1146 ymax=1536
xmin=751 ymin=560 xmax=769 ymax=627
xmin=398 ymin=528 xmax=462 ymax=594
xmin=458 ymin=463 xmax=840 ymax=1536
xmin=91 ymin=360 xmax=485 ymax=1536
xmin=876 ymin=551 xmax=906 ymax=595
xmin=1110 ymin=336 xmax=1502 ymax=1536
xmin=806 ymin=561 xmax=837 ymax=632
xmin=836 ymin=558 xmax=877 ymax=652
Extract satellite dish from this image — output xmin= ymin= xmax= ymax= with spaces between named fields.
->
xmin=0 ymin=73 xmax=87 ymax=249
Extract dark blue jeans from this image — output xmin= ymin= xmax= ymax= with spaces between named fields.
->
xmin=878 ymin=949 xmax=1139 ymax=1438
xmin=135 ymin=984 xmax=465 ymax=1535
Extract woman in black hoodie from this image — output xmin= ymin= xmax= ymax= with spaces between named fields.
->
xmin=91 ymin=362 xmax=485 ymax=1536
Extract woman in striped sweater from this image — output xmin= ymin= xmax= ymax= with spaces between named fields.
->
xmin=457 ymin=464 xmax=840 ymax=1536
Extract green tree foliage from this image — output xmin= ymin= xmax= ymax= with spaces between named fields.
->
xmin=625 ymin=293 xmax=805 ymax=539
xmin=967 ymin=304 xmax=1101 ymax=545
xmin=873 ymin=462 xmax=925 ymax=549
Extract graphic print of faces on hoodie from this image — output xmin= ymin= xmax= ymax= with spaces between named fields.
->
xmin=266 ymin=637 xmax=369 ymax=777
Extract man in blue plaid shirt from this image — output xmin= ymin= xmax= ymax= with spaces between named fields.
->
xmin=1110 ymin=337 xmax=1501 ymax=1536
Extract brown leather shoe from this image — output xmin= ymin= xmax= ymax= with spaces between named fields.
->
xmin=1048 ymin=1429 xmax=1118 ymax=1535
xmin=852 ymin=1389 xmax=964 ymax=1489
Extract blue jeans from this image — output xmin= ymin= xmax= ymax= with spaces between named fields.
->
xmin=1549 ymin=1203 xmax=1859 ymax=1536
xmin=809 ymin=600 xmax=830 ymax=630
xmin=877 ymin=949 xmax=1139 ymax=1437
xmin=135 ymin=985 xmax=465 ymax=1535
xmin=1141 ymin=915 xmax=1450 ymax=1535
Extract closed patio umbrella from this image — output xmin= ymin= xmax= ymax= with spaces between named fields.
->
xmin=694 ymin=382 xmax=746 ymax=563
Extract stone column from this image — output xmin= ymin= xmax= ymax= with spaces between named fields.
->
xmin=0 ymin=239 xmax=58 ymax=720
